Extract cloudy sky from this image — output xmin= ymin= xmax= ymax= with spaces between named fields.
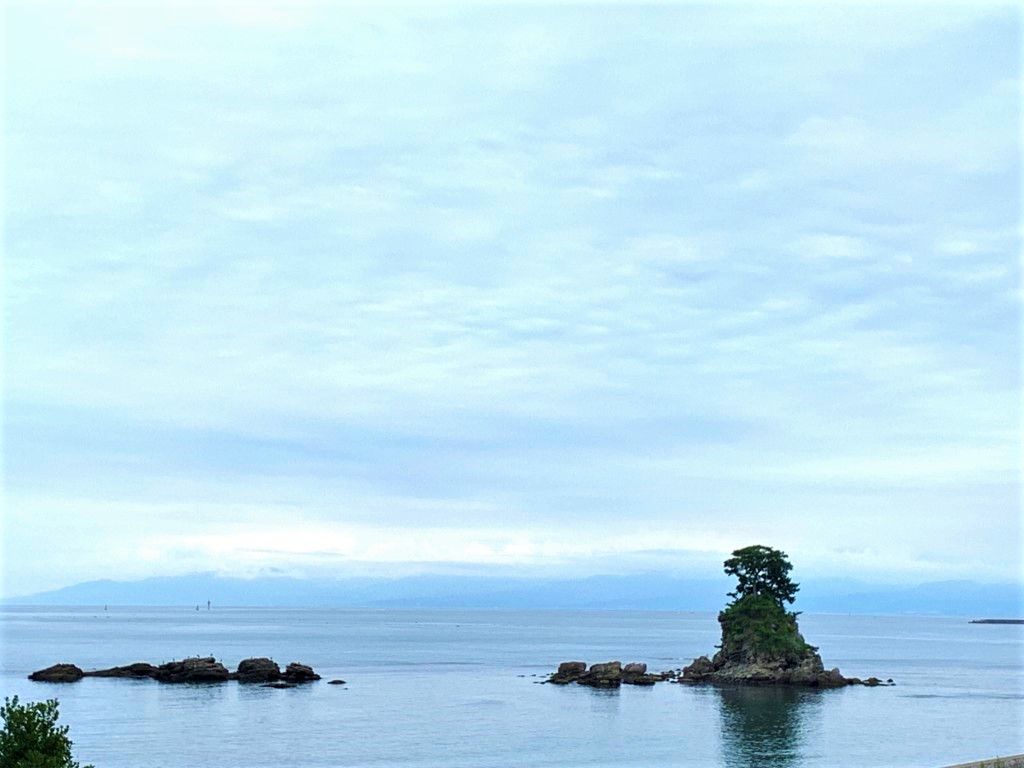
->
xmin=2 ymin=2 xmax=1020 ymax=597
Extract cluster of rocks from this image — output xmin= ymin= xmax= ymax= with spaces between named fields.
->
xmin=29 ymin=657 xmax=338 ymax=688
xmin=547 ymin=661 xmax=673 ymax=688
xmin=546 ymin=656 xmax=892 ymax=689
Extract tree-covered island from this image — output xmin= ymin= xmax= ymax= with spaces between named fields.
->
xmin=547 ymin=545 xmax=891 ymax=688
xmin=680 ymin=545 xmax=890 ymax=687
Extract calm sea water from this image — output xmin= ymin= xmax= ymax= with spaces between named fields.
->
xmin=0 ymin=607 xmax=1021 ymax=767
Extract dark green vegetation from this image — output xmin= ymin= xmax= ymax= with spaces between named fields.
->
xmin=724 ymin=544 xmax=799 ymax=606
xmin=718 ymin=593 xmax=816 ymax=665
xmin=0 ymin=696 xmax=92 ymax=768
xmin=719 ymin=546 xmax=812 ymax=663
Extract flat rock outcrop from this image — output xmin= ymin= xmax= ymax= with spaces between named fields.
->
xmin=86 ymin=663 xmax=158 ymax=678
xmin=28 ymin=663 xmax=84 ymax=683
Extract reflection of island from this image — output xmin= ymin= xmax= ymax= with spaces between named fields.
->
xmin=716 ymin=686 xmax=821 ymax=768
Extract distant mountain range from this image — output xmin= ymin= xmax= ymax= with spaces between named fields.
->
xmin=4 ymin=572 xmax=1022 ymax=616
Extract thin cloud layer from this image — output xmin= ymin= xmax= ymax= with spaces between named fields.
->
xmin=2 ymin=3 xmax=1019 ymax=596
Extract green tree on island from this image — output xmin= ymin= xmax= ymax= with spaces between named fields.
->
xmin=718 ymin=545 xmax=813 ymax=664
xmin=724 ymin=544 xmax=800 ymax=607
xmin=0 ymin=696 xmax=93 ymax=768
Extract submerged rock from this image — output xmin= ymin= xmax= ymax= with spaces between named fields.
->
xmin=28 ymin=664 xmax=84 ymax=683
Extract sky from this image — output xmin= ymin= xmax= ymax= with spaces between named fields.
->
xmin=2 ymin=2 xmax=1020 ymax=598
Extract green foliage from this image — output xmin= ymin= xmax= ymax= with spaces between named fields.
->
xmin=0 ymin=697 xmax=92 ymax=768
xmin=719 ymin=593 xmax=815 ymax=664
xmin=724 ymin=544 xmax=799 ymax=608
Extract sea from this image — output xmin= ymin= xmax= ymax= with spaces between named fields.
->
xmin=0 ymin=607 xmax=1021 ymax=767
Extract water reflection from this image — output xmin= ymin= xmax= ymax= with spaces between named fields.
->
xmin=715 ymin=686 xmax=823 ymax=768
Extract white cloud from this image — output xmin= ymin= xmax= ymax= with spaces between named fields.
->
xmin=3 ymin=3 xmax=1019 ymax=595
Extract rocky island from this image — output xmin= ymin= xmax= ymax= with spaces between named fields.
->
xmin=680 ymin=545 xmax=891 ymax=687
xmin=548 ymin=546 xmax=891 ymax=689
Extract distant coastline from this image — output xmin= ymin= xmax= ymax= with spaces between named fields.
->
xmin=4 ymin=572 xmax=1024 ymax=616
xmin=969 ymin=619 xmax=1024 ymax=625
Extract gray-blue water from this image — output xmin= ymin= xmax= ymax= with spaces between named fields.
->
xmin=1 ymin=607 xmax=1021 ymax=767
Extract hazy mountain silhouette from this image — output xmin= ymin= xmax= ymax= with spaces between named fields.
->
xmin=5 ymin=573 xmax=1021 ymax=615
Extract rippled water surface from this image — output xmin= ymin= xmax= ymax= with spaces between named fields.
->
xmin=1 ymin=608 xmax=1021 ymax=767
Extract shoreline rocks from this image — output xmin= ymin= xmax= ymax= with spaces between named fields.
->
xmin=29 ymin=656 xmax=326 ymax=686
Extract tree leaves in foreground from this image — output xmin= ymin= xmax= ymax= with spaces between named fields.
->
xmin=0 ymin=696 xmax=93 ymax=768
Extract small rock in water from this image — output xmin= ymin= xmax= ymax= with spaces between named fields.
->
xmin=29 ymin=664 xmax=84 ymax=683
xmin=235 ymin=657 xmax=282 ymax=684
xmin=328 ymin=679 xmax=347 ymax=685
xmin=547 ymin=661 xmax=587 ymax=685
xmin=154 ymin=657 xmax=230 ymax=684
xmin=282 ymin=662 xmax=320 ymax=683
xmin=578 ymin=661 xmax=622 ymax=688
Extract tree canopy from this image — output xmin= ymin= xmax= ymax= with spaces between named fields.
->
xmin=724 ymin=545 xmax=799 ymax=608
xmin=0 ymin=696 xmax=92 ymax=768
